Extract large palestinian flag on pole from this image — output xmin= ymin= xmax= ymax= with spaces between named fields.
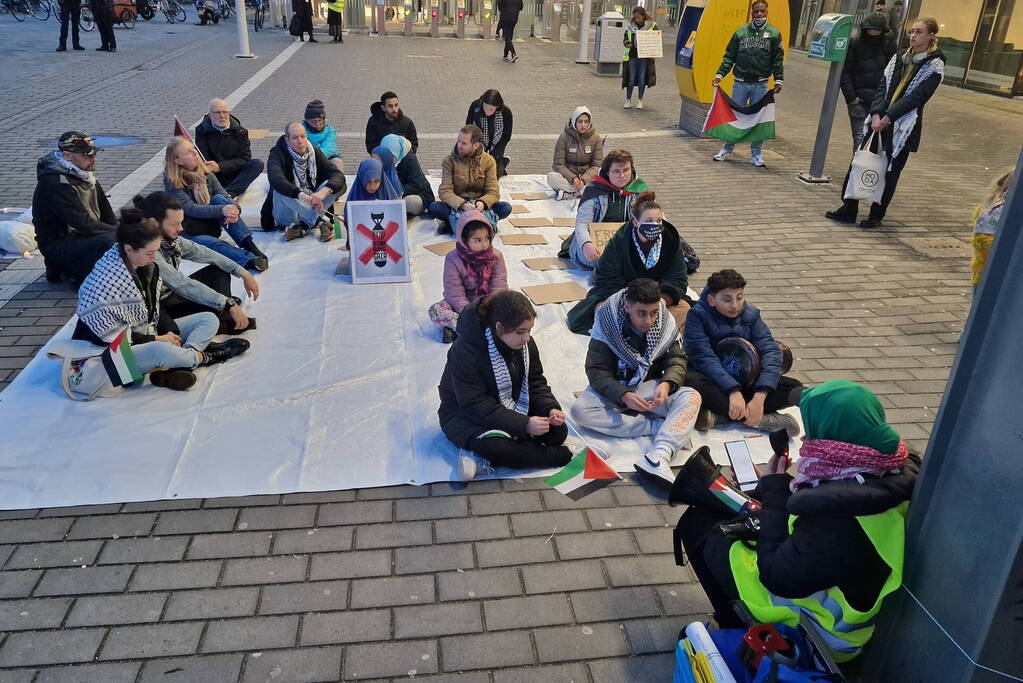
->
xmin=703 ymin=87 xmax=776 ymax=144
xmin=545 ymin=446 xmax=621 ymax=500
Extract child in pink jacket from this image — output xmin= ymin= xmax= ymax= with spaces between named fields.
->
xmin=429 ymin=209 xmax=508 ymax=343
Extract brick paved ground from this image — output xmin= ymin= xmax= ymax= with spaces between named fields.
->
xmin=1 ymin=14 xmax=1022 ymax=681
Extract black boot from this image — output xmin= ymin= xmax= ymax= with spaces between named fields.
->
xmin=217 ymin=317 xmax=256 ymax=335
xmin=149 ymin=369 xmax=197 ymax=391
xmin=240 ymin=237 xmax=269 ymax=271
xmin=200 ymin=338 xmax=250 ymax=366
xmin=825 ymin=201 xmax=857 ymax=223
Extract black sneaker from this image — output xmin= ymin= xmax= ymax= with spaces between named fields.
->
xmin=824 ymin=208 xmax=857 ymax=223
xmin=149 ymin=369 xmax=196 ymax=391
xmin=200 ymin=339 xmax=251 ymax=366
xmin=859 ymin=217 xmax=883 ymax=229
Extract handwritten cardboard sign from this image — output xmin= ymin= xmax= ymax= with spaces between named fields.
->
xmin=635 ymin=29 xmax=663 ymax=59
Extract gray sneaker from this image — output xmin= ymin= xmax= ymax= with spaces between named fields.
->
xmin=757 ymin=412 xmax=800 ymax=437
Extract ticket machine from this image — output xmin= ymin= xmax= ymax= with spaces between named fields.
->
xmin=403 ymin=0 xmax=413 ymax=35
xmin=430 ymin=1 xmax=439 ymax=35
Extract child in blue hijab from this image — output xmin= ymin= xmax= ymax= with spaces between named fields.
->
xmin=370 ymin=145 xmax=403 ymax=197
xmin=344 ymin=158 xmax=401 ymax=230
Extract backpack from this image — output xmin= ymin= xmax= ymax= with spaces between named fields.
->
xmin=679 ymin=234 xmax=700 ymax=274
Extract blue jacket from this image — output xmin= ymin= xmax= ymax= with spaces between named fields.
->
xmin=683 ymin=287 xmax=782 ymax=393
xmin=302 ymin=121 xmax=340 ymax=159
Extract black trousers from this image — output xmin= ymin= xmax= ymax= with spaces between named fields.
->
xmin=162 ymin=265 xmax=232 ymax=321
xmin=840 ymin=129 xmax=912 ymax=220
xmin=91 ymin=0 xmax=116 ymax=49
xmin=677 ymin=505 xmax=745 ymax=628
xmin=467 ymin=422 xmax=570 ymax=470
xmin=58 ymin=0 xmax=82 ymax=48
xmin=216 ymin=158 xmax=264 ymax=198
xmin=499 ymin=20 xmax=516 ymax=57
xmin=43 ymin=232 xmax=116 ymax=285
xmin=684 ymin=371 xmax=804 ymax=418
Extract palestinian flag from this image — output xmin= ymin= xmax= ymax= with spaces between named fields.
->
xmin=709 ymin=474 xmax=761 ymax=514
xmin=545 ymin=446 xmax=620 ymax=500
xmin=101 ymin=329 xmax=142 ymax=387
xmin=173 ymin=117 xmax=207 ymax=163
xmin=703 ymin=87 xmax=776 ymax=144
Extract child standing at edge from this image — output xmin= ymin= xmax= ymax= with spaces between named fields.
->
xmin=429 ymin=210 xmax=508 ymax=343
xmin=683 ymin=269 xmax=803 ymax=435
xmin=971 ymin=169 xmax=1013 ymax=290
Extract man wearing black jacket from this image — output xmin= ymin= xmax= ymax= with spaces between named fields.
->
xmin=365 ymin=92 xmax=419 ymax=154
xmin=840 ymin=14 xmax=896 ymax=151
xmin=32 ymin=132 xmax=116 ymax=285
xmin=194 ymin=99 xmax=265 ymax=199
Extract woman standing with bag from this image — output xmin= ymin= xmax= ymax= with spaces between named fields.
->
xmin=825 ymin=17 xmax=945 ymax=229
xmin=622 ymin=6 xmax=657 ymax=110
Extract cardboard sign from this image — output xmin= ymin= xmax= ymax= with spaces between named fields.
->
xmin=511 ymin=192 xmax=550 ymax=200
xmin=499 ymin=233 xmax=548 ymax=245
xmin=509 ymin=217 xmax=553 ymax=228
xmin=522 ymin=257 xmax=572 ymax=271
xmin=423 ymin=241 xmax=456 ymax=256
xmin=521 ymin=282 xmax=588 ymax=305
xmin=589 ymin=222 xmax=624 ymax=249
xmin=635 ymin=29 xmax=663 ymax=59
xmin=346 ymin=199 xmax=411 ymax=284
xmin=551 ymin=217 xmax=576 ymax=228
xmin=511 ymin=205 xmax=530 ymax=214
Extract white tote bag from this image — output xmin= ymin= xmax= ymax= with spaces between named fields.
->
xmin=843 ymin=131 xmax=887 ymax=203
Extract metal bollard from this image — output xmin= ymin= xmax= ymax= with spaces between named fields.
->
xmin=403 ymin=0 xmax=412 ymax=34
xmin=430 ymin=3 xmax=439 ymax=35
xmin=549 ymin=0 xmax=561 ymax=41
xmin=374 ymin=0 xmax=385 ymax=34
xmin=481 ymin=0 xmax=492 ymax=37
xmin=455 ymin=0 xmax=464 ymax=36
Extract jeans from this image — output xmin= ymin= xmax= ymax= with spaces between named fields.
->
xmin=847 ymin=101 xmax=870 ymax=153
xmin=626 ymin=58 xmax=649 ymax=100
xmin=183 ymin=196 xmax=255 ymax=268
xmin=427 ymin=201 xmax=512 ymax=229
xmin=132 ymin=312 xmax=218 ymax=373
xmin=272 ymin=186 xmax=339 ymax=228
xmin=58 ymin=0 xmax=81 ymax=48
xmin=720 ymin=81 xmax=768 ymax=157
xmin=217 ymin=158 xmax=264 ymax=198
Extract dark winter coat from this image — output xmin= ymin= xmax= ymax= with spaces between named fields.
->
xmin=365 ymin=102 xmax=419 ymax=155
xmin=465 ymin=99 xmax=513 ymax=162
xmin=496 ymin=0 xmax=521 ymax=24
xmin=683 ymin=287 xmax=783 ymax=394
xmin=194 ymin=114 xmax=256 ymax=183
xmin=266 ymin=136 xmax=347 ymax=200
xmin=585 ymin=331 xmax=687 ymax=405
xmin=870 ymin=49 xmax=945 ymax=154
xmin=567 ymin=220 xmax=691 ymax=335
xmin=31 ymin=153 xmax=116 ymax=256
xmin=438 ymin=299 xmax=561 ymax=448
xmin=291 ymin=0 xmax=312 ymax=31
xmin=622 ymin=22 xmax=658 ymax=89
xmin=840 ymin=23 xmax=896 ymax=105
xmin=396 ymin=153 xmax=435 ymax=207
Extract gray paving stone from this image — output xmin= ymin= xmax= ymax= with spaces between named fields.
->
xmin=163 ymin=586 xmax=261 ymax=621
xmin=350 ymin=574 xmax=436 ymax=609
xmin=97 ymin=536 xmax=188 ymax=564
xmin=222 ymin=555 xmax=308 ymax=586
xmin=153 ymin=509 xmax=238 ymax=535
xmin=521 ymin=560 xmax=607 ymax=594
xmin=509 ymin=510 xmax=588 ymax=537
xmin=300 ymin=609 xmax=391 ymax=646
xmin=345 ymin=639 xmax=439 ymax=680
xmin=610 ymin=485 xmax=668 ymax=507
xmin=0 ymin=667 xmax=35 ymax=682
xmin=395 ymin=496 xmax=468 ymax=521
xmin=492 ymin=662 xmax=590 ymax=683
xmin=129 ymin=561 xmax=222 ymax=592
xmin=187 ymin=532 xmax=274 ymax=559
xmin=35 ymin=504 xmax=122 ymax=519
xmin=67 ymin=513 xmax=157 ymax=540
xmin=258 ymin=579 xmax=348 ymax=615
xmin=484 ymin=594 xmax=574 ymax=630
xmin=317 ymin=501 xmax=393 ymax=526
xmin=570 ymin=587 xmax=662 ymax=623
xmin=440 ymin=632 xmax=534 ymax=671
xmin=0 ymin=628 xmax=105 ymax=666
xmin=585 ymin=506 xmax=668 ymax=530
xmin=394 ymin=542 xmax=474 ymax=574
xmin=204 ymin=495 xmax=281 ymax=509
xmin=240 ymin=646 xmax=342 ymax=683
xmin=237 ymin=505 xmax=317 ymax=531
xmin=623 ymin=617 xmax=684 ymax=654
xmin=66 ymin=592 xmax=167 ymax=626
xmin=588 ymin=653 xmax=676 ymax=682
xmin=35 ymin=565 xmax=133 ymax=596
xmin=139 ymin=654 xmax=243 ymax=683
xmin=308 ymin=549 xmax=393 ymax=580
xmin=393 ymin=602 xmax=482 ymax=639
xmin=272 ymin=527 xmax=353 ymax=555
xmin=6 ymin=540 xmax=103 ymax=569
xmin=654 ymin=584 xmax=713 ymax=617
xmin=603 ymin=554 xmax=684 ymax=587
xmin=35 ymin=662 xmax=141 ymax=683
xmin=0 ymin=569 xmax=41 ymax=598
xmin=121 ymin=499 xmax=203 ymax=513
xmin=0 ymin=597 xmax=72 ymax=631
xmin=534 ymin=623 xmax=629 ymax=663
xmin=281 ymin=490 xmax=356 ymax=504
xmin=0 ymin=518 xmax=72 ymax=544
xmin=100 ymin=622 xmax=204 ymax=660
xmin=541 ymin=489 xmax=617 ymax=510
xmin=434 ymin=516 xmax=511 ymax=544
xmin=475 ymin=537 xmax=557 ymax=568
xmin=555 ymin=530 xmax=639 ymax=560
xmin=437 ymin=567 xmax=522 ymax=602
xmin=355 ymin=522 xmax=432 ymax=550
xmin=356 ymin=485 xmax=429 ymax=500
xmin=202 ymin=615 xmax=300 ymax=653
xmin=397 ymin=673 xmax=491 ymax=683
xmin=431 ymin=480 xmax=503 ymax=497
xmin=632 ymin=526 xmax=675 ymax=555
xmin=468 ymin=491 xmax=544 ymax=515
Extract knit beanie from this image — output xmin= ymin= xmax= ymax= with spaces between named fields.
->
xmin=304 ymin=99 xmax=326 ymax=121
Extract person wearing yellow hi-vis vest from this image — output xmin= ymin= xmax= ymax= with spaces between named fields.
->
xmin=327 ymin=0 xmax=344 ymax=43
xmin=677 ymin=380 xmax=919 ymax=661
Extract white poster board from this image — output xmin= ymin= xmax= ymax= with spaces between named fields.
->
xmin=347 ymin=199 xmax=411 ymax=284
xmin=635 ymin=29 xmax=662 ymax=58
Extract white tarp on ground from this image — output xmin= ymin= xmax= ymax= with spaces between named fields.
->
xmin=0 ymin=175 xmax=800 ymax=509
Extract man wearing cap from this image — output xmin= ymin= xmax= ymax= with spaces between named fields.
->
xmin=194 ymin=99 xmax=264 ymax=199
xmin=32 ymin=132 xmax=116 ymax=285
xmin=840 ymin=12 xmax=896 ymax=151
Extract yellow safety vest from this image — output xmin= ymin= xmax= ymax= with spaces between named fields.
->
xmin=729 ymin=501 xmax=907 ymax=662
xmin=327 ymin=0 xmax=343 ymax=11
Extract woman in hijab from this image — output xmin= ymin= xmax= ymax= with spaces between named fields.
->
xmin=343 ymin=157 xmax=400 ymax=229
xmin=676 ymin=379 xmax=919 ymax=662
xmin=378 ymin=134 xmax=435 ymax=217
xmin=370 ymin=145 xmax=403 ymax=197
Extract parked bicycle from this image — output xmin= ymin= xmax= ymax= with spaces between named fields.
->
xmin=157 ymin=0 xmax=184 ymax=21
xmin=79 ymin=0 xmax=137 ymax=28
xmin=245 ymin=0 xmax=266 ymax=30
xmin=1 ymin=0 xmax=51 ymax=21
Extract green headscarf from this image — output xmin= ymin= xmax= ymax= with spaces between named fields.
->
xmin=799 ymin=379 xmax=901 ymax=454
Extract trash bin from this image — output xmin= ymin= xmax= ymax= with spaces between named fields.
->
xmin=592 ymin=10 xmax=625 ymax=76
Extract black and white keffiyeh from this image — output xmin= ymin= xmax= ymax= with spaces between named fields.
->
xmin=76 ymin=245 xmax=159 ymax=343
xmin=485 ymin=327 xmax=530 ymax=415
xmin=864 ymin=53 xmax=944 ymax=168
xmin=590 ymin=289 xmax=678 ymax=389
xmin=477 ymin=108 xmax=506 ymax=154
xmin=287 ymin=143 xmax=318 ymax=193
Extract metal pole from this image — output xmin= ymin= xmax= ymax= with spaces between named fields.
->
xmin=235 ymin=0 xmax=254 ymax=57
xmin=798 ymin=60 xmax=842 ymax=183
xmin=575 ymin=0 xmax=592 ymax=62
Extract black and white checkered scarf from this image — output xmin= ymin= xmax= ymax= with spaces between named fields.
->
xmin=590 ymin=289 xmax=678 ymax=389
xmin=485 ymin=327 xmax=529 ymax=415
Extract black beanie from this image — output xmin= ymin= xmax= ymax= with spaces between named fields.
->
xmin=305 ymin=99 xmax=326 ymax=121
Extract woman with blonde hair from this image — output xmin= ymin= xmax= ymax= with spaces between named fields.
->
xmin=163 ymin=137 xmax=269 ymax=271
xmin=971 ymin=168 xmax=1014 ymax=288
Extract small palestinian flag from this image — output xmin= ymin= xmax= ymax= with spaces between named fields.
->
xmin=703 ymin=87 xmax=776 ymax=144
xmin=101 ymin=329 xmax=142 ymax=387
xmin=545 ymin=446 xmax=620 ymax=500
xmin=173 ymin=117 xmax=207 ymax=163
xmin=709 ymin=474 xmax=761 ymax=515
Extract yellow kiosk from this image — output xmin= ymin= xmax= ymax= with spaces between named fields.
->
xmin=674 ymin=0 xmax=789 ymax=135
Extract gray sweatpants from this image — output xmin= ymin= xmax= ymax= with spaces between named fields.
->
xmin=569 ymin=380 xmax=702 ymax=456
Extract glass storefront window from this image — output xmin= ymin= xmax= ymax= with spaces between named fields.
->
xmin=964 ymin=0 xmax=1023 ymax=95
xmin=915 ymin=0 xmax=986 ymax=84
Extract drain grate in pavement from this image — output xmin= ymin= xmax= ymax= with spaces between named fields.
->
xmin=898 ymin=236 xmax=971 ymax=258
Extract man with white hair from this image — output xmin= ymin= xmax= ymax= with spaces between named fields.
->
xmin=194 ymin=98 xmax=264 ymax=199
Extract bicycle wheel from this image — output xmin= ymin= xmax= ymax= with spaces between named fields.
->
xmin=80 ymin=3 xmax=94 ymax=28
xmin=220 ymin=0 xmax=231 ymax=17
xmin=139 ymin=2 xmax=152 ymax=18
xmin=172 ymin=0 xmax=184 ymax=20
xmin=121 ymin=7 xmax=134 ymax=26
xmin=30 ymin=0 xmax=50 ymax=20
xmin=252 ymin=2 xmax=262 ymax=30
xmin=7 ymin=0 xmax=28 ymax=20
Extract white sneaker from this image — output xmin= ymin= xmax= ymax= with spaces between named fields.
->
xmin=751 ymin=155 xmax=767 ymax=168
xmin=623 ymin=99 xmax=632 ymax=109
xmin=456 ymin=449 xmax=493 ymax=481
xmin=712 ymin=150 xmax=733 ymax=162
xmin=636 ymin=100 xmax=644 ymax=109
xmin=555 ymin=189 xmax=566 ymax=201
xmin=634 ymin=452 xmax=675 ymax=487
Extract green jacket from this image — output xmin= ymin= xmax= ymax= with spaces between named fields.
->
xmin=716 ymin=22 xmax=784 ymax=84
xmin=567 ymin=219 xmax=691 ymax=335
xmin=585 ymin=333 xmax=687 ymax=405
